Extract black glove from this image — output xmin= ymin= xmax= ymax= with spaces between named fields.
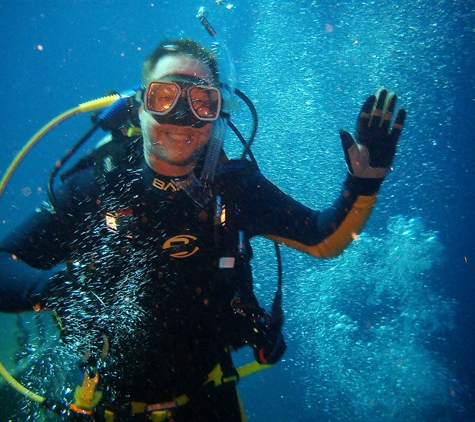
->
xmin=340 ymin=87 xmax=406 ymax=179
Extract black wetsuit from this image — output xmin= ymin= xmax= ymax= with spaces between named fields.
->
xmin=0 ymin=137 xmax=381 ymax=421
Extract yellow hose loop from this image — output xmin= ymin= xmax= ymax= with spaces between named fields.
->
xmin=0 ymin=360 xmax=45 ymax=404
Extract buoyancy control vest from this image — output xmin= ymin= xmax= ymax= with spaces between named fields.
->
xmin=47 ymin=133 xmax=286 ymax=367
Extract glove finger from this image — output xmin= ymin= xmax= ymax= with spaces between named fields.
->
xmin=389 ymin=108 xmax=407 ymax=144
xmin=371 ymin=87 xmax=388 ymax=128
xmin=340 ymin=128 xmax=355 ymax=151
xmin=340 ymin=129 xmax=356 ymax=173
xmin=381 ymin=92 xmax=398 ymax=132
xmin=356 ymin=94 xmax=376 ymax=133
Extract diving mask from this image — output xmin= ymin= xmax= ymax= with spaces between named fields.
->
xmin=144 ymin=75 xmax=222 ymax=127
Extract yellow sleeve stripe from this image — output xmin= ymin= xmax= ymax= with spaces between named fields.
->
xmin=264 ymin=194 xmax=377 ymax=258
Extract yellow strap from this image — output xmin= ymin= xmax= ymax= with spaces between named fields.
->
xmin=237 ymin=361 xmax=274 ymax=378
xmin=127 ymin=126 xmax=142 ymax=137
xmin=205 ymin=362 xmax=229 ymax=387
xmin=150 ymin=410 xmax=170 ymax=422
xmin=205 ymin=361 xmax=273 ymax=388
xmin=130 ymin=401 xmax=148 ymax=413
xmin=104 ymin=409 xmax=115 ymax=422
xmin=127 ymin=361 xmax=272 ymax=417
xmin=112 ymin=405 xmax=171 ymax=421
xmin=175 ymin=393 xmax=190 ymax=407
xmin=131 ymin=393 xmax=190 ymax=414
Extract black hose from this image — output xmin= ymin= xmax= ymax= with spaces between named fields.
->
xmin=47 ymin=122 xmax=101 ymax=211
xmin=229 ymin=88 xmax=284 ymax=319
xmin=233 ymin=88 xmax=259 ymax=161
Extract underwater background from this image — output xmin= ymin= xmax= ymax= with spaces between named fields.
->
xmin=0 ymin=0 xmax=474 ymax=421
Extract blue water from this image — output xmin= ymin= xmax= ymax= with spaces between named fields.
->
xmin=0 ymin=0 xmax=474 ymax=420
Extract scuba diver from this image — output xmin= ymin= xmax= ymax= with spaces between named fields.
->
xmin=0 ymin=37 xmax=405 ymax=421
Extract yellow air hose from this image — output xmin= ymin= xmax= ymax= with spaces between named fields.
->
xmin=0 ymin=360 xmax=45 ymax=404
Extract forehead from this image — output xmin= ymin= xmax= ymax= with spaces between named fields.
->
xmin=149 ymin=55 xmax=215 ymax=84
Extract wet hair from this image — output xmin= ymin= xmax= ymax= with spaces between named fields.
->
xmin=142 ymin=38 xmax=219 ymax=86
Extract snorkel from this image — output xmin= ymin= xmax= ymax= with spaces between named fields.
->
xmin=196 ymin=6 xmax=236 ymax=192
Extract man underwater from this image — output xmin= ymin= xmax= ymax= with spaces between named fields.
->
xmin=0 ymin=38 xmax=405 ymax=421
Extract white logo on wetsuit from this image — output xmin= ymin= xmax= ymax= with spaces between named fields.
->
xmin=152 ymin=178 xmax=180 ymax=192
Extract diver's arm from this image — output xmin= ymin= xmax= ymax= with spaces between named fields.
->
xmin=258 ymin=88 xmax=405 ymax=257
xmin=0 ymin=207 xmax=72 ymax=312
xmin=264 ymin=175 xmax=379 ymax=258
xmin=0 ymin=166 xmax=96 ymax=313
xmin=0 ymin=252 xmax=60 ymax=313
xmin=218 ymin=162 xmax=373 ymax=258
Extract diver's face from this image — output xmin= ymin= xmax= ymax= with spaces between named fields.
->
xmin=140 ymin=55 xmax=215 ymax=176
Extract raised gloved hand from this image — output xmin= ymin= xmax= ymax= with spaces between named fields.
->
xmin=340 ymin=87 xmax=406 ymax=179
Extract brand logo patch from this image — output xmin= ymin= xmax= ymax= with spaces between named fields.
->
xmin=152 ymin=178 xmax=180 ymax=192
xmin=163 ymin=234 xmax=199 ymax=258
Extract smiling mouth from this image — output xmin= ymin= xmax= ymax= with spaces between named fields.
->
xmin=152 ymin=131 xmax=194 ymax=146
xmin=168 ymin=133 xmax=192 ymax=142
xmin=159 ymin=123 xmax=202 ymax=134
